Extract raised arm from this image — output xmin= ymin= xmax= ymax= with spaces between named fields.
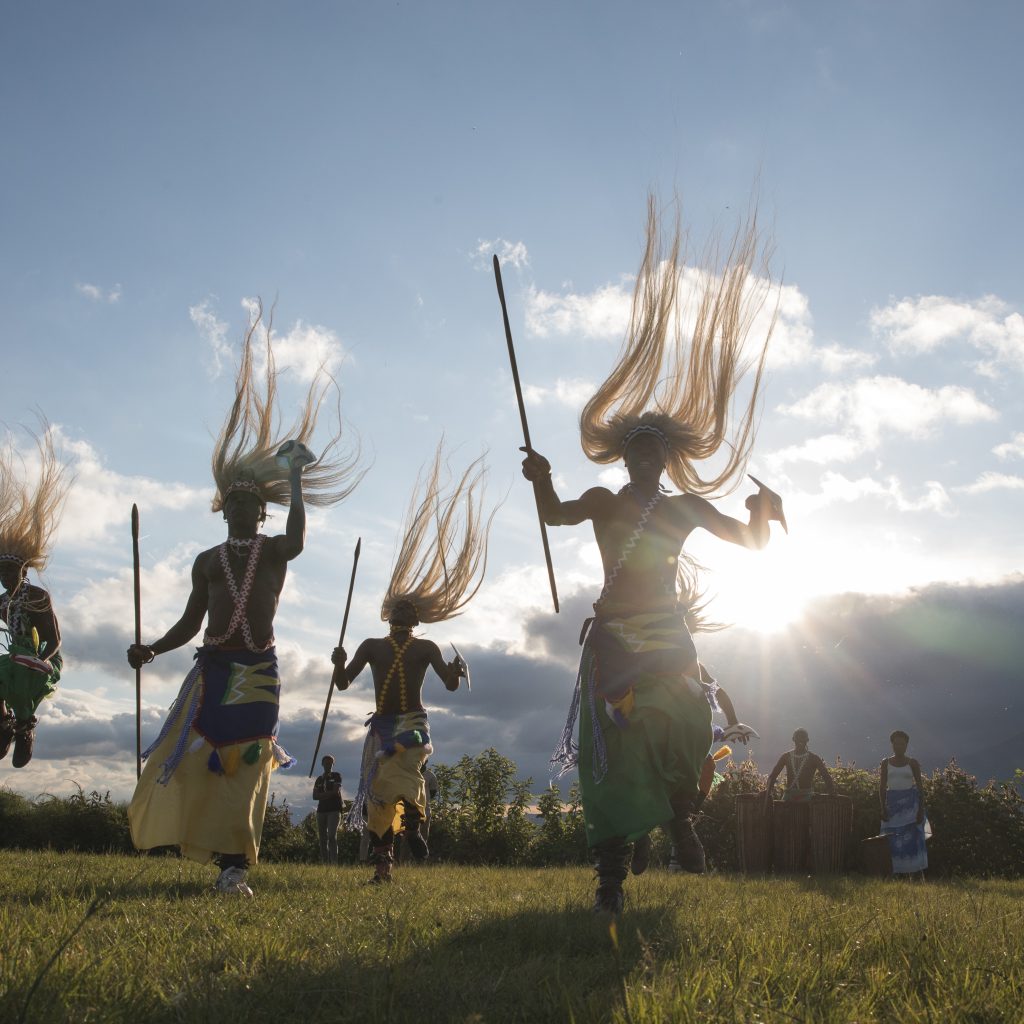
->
xmin=680 ymin=489 xmax=770 ymax=551
xmin=520 ymin=449 xmax=612 ymax=526
xmin=128 ymin=556 xmax=209 ymax=668
xmin=280 ymin=464 xmax=306 ymax=560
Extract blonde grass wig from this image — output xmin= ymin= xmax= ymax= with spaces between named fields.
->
xmin=0 ymin=424 xmax=73 ymax=572
xmin=381 ymin=444 xmax=493 ymax=624
xmin=579 ymin=195 xmax=777 ymax=496
xmin=211 ymin=299 xmax=364 ymax=512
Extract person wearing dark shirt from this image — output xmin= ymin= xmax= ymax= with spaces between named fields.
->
xmin=313 ymin=754 xmax=343 ymax=864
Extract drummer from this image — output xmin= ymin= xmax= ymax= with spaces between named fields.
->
xmin=763 ymin=729 xmax=836 ymax=805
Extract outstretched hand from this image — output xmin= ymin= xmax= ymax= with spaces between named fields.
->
xmin=127 ymin=644 xmax=154 ymax=670
xmin=520 ymin=447 xmax=551 ymax=483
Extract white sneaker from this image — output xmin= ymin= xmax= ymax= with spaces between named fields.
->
xmin=215 ymin=866 xmax=253 ymax=897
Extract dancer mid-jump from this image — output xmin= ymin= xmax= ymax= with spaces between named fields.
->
xmin=525 ymin=197 xmax=786 ymax=913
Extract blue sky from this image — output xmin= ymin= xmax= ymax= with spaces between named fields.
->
xmin=2 ymin=1 xmax=1022 ymax=805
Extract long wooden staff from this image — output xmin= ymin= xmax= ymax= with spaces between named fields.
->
xmin=492 ymin=254 xmax=559 ymax=613
xmin=131 ymin=503 xmax=142 ymax=780
xmin=310 ymin=536 xmax=361 ymax=776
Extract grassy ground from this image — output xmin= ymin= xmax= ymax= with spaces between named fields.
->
xmin=1 ymin=851 xmax=1022 ymax=1023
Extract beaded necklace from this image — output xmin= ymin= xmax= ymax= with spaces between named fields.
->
xmin=789 ymin=750 xmax=811 ymax=782
xmin=1 ymin=583 xmax=30 ymax=638
xmin=203 ymin=534 xmax=274 ymax=652
xmin=595 ymin=485 xmax=666 ymax=608
xmin=377 ymin=633 xmax=415 ymax=712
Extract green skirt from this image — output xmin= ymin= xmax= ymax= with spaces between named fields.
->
xmin=578 ymin=625 xmax=712 ymax=848
xmin=0 ymin=645 xmax=61 ymax=719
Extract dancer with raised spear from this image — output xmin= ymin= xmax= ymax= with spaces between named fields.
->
xmin=522 ymin=197 xmax=787 ymax=913
xmin=331 ymin=441 xmax=492 ymax=883
xmin=127 ymin=303 xmax=363 ymax=897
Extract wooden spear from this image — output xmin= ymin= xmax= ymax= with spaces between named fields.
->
xmin=131 ymin=504 xmax=142 ymax=780
xmin=310 ymin=536 xmax=361 ymax=776
xmin=492 ymin=254 xmax=559 ymax=613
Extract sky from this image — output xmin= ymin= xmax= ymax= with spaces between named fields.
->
xmin=2 ymin=1 xmax=1022 ymax=811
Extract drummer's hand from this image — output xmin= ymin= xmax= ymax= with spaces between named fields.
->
xmin=127 ymin=644 xmax=155 ymax=670
xmin=520 ymin=447 xmax=552 ymax=482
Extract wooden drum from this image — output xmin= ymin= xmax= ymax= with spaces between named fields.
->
xmin=771 ymin=800 xmax=809 ymax=872
xmin=735 ymin=793 xmax=772 ymax=873
xmin=809 ymin=794 xmax=853 ymax=874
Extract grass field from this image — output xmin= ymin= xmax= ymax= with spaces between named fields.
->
xmin=1 ymin=851 xmax=1022 ymax=1023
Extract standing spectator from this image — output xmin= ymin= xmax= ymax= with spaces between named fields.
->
xmin=880 ymin=730 xmax=929 ymax=878
xmin=763 ymin=729 xmax=836 ymax=805
xmin=313 ymin=755 xmax=343 ymax=864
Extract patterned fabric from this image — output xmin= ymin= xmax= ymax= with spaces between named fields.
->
xmin=560 ymin=613 xmax=713 ymax=848
xmin=0 ymin=635 xmax=61 ymax=719
xmin=347 ymin=710 xmax=431 ymax=831
xmin=130 ymin=644 xmax=294 ymax=865
xmin=881 ymin=787 xmax=930 ymax=873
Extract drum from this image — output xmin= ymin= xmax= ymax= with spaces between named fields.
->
xmin=771 ymin=800 xmax=809 ymax=872
xmin=860 ymin=834 xmax=893 ymax=877
xmin=809 ymin=794 xmax=853 ymax=874
xmin=734 ymin=793 xmax=772 ymax=873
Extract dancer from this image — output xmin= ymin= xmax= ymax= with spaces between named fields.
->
xmin=763 ymin=728 xmax=836 ymax=805
xmin=0 ymin=427 xmax=72 ymax=768
xmin=527 ymin=196 xmax=784 ymax=913
xmin=333 ymin=444 xmax=490 ymax=883
xmin=879 ymin=730 xmax=929 ymax=877
xmin=128 ymin=303 xmax=361 ymax=896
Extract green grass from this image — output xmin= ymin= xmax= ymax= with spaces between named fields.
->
xmin=1 ymin=852 xmax=1022 ymax=1023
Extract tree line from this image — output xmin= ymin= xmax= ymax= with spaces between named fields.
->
xmin=2 ymin=749 xmax=1022 ymax=876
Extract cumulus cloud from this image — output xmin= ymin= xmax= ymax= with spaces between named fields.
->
xmin=993 ymin=432 xmax=1024 ymax=461
xmin=522 ymin=377 xmax=595 ymax=409
xmin=76 ymin=282 xmax=122 ymax=303
xmin=777 ymin=376 xmax=997 ymax=453
xmin=871 ymin=293 xmax=1024 ymax=375
xmin=764 ymin=433 xmax=865 ymax=468
xmin=474 ymin=238 xmax=529 ymax=270
xmin=523 ymin=265 xmax=870 ymax=375
xmin=48 ymin=429 xmax=207 ymax=547
xmin=190 ymin=299 xmax=233 ymax=376
xmin=192 ymin=298 xmax=349 ymax=382
xmin=953 ymin=472 xmax=1024 ymax=495
xmin=789 ymin=470 xmax=952 ymax=516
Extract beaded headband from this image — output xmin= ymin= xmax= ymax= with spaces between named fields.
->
xmin=224 ymin=479 xmax=267 ymax=506
xmin=0 ymin=553 xmax=26 ymax=565
xmin=622 ymin=424 xmax=670 ymax=453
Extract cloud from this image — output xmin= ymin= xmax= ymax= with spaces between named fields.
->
xmin=789 ymin=471 xmax=952 ymax=516
xmin=76 ymin=282 xmax=121 ymax=303
xmin=522 ymin=265 xmax=871 ymax=375
xmin=777 ymin=376 xmax=998 ymax=452
xmin=192 ymin=298 xmax=349 ymax=383
xmin=764 ymin=433 xmax=865 ymax=468
xmin=522 ymin=377 xmax=595 ymax=409
xmin=953 ymin=472 xmax=1024 ymax=495
xmin=993 ymin=432 xmax=1024 ymax=461
xmin=474 ymin=238 xmax=529 ymax=270
xmin=871 ymin=293 xmax=1024 ymax=375
xmin=524 ymin=279 xmax=633 ymax=339
xmin=52 ymin=429 xmax=207 ymax=546
xmin=190 ymin=299 xmax=233 ymax=376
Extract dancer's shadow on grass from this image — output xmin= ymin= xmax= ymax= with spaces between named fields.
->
xmin=153 ymin=904 xmax=675 ymax=1024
